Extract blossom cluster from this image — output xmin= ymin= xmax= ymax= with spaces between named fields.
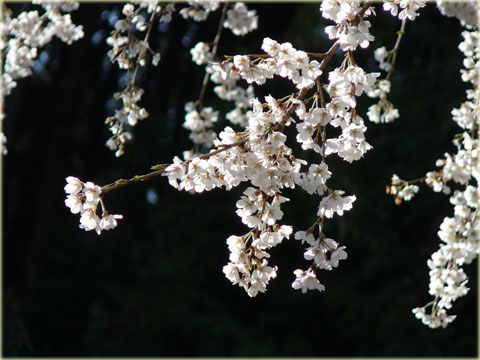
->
xmin=300 ymin=64 xmax=378 ymax=163
xmin=182 ymin=102 xmax=219 ymax=148
xmin=210 ymin=60 xmax=255 ymax=128
xmin=320 ymin=0 xmax=375 ymax=51
xmin=293 ymin=231 xmax=348 ymax=293
xmin=394 ymin=28 xmax=479 ymax=328
xmin=223 ymin=2 xmax=258 ymax=36
xmin=64 ymin=177 xmax=123 ymax=235
xmin=382 ymin=0 xmax=426 ymax=21
xmin=105 ymin=2 xmax=173 ymax=157
xmin=182 ymin=2 xmax=257 ymax=156
xmin=223 ymin=190 xmax=293 ymax=297
xmin=367 ymin=79 xmax=399 ymax=124
xmin=1 ymin=0 xmax=83 ymax=98
xmin=214 ymin=38 xmax=323 ymax=90
xmin=179 ymin=0 xmax=220 ymax=22
xmin=436 ymin=0 xmax=479 ymax=29
xmin=63 ymin=1 xmax=379 ymax=297
xmin=0 ymin=0 xmax=84 ymax=155
xmin=190 ymin=41 xmax=212 ymax=66
xmin=160 ymin=93 xmax=313 ymax=294
xmin=412 ymin=186 xmax=478 ymax=328
xmin=55 ymin=1 xmax=477 ymax=323
xmin=163 ymin=16 xmax=379 ymax=292
xmin=386 ymin=174 xmax=420 ymax=204
xmin=292 ymin=191 xmax=351 ymax=293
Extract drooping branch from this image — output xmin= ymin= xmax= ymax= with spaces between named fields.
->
xmin=100 ymin=1 xmax=374 ymax=196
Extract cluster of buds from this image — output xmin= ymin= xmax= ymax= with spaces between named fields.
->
xmin=386 ymin=174 xmax=420 ymax=205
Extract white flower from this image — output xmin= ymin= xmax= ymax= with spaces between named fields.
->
xmin=292 ymin=269 xmax=325 ymax=293
xmin=304 ymin=246 xmax=327 ymax=264
xmin=83 ymin=182 xmax=101 ymax=203
xmin=79 ymin=211 xmax=101 ymax=234
xmin=223 ymin=263 xmax=241 ymax=284
xmin=65 ymin=195 xmax=83 ymax=214
xmin=64 ymin=176 xmax=83 ymax=195
xmin=383 ymin=2 xmax=398 ymax=17
xmin=329 ymin=246 xmax=348 ymax=267
xmin=294 ymin=230 xmax=317 ymax=246
xmin=262 ymin=37 xmax=279 ymax=57
xmin=100 ymin=214 xmax=123 ymax=230
xmin=122 ymin=3 xmax=135 ymax=16
xmin=398 ymin=184 xmax=419 ymax=201
xmin=318 ymin=190 xmax=356 ymax=218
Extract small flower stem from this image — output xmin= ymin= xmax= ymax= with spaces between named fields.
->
xmin=196 ymin=2 xmax=229 ymax=111
xmin=132 ymin=9 xmax=157 ymax=86
xmin=386 ymin=18 xmax=407 ymax=81
xmin=404 ymin=176 xmax=426 ymax=185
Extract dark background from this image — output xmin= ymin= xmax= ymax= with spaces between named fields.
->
xmin=3 ymin=2 xmax=478 ymax=357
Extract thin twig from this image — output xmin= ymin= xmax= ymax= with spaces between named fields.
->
xmin=386 ymin=18 xmax=407 ymax=81
xmin=132 ymin=9 xmax=158 ymax=86
xmin=197 ymin=2 xmax=229 ymax=110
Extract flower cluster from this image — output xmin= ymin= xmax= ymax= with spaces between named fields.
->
xmin=179 ymin=0 xmax=220 ymax=22
xmin=164 ymin=26 xmax=376 ymax=292
xmin=1 ymin=0 xmax=84 ymax=155
xmin=390 ymin=28 xmax=479 ymax=328
xmin=106 ymin=3 xmax=163 ymax=70
xmin=56 ymin=1 xmax=479 ymax=319
xmin=374 ymin=46 xmax=392 ymax=72
xmin=386 ymin=174 xmax=420 ymax=204
xmin=217 ymin=38 xmax=323 ymax=90
xmin=210 ymin=60 xmax=255 ymax=128
xmin=1 ymin=0 xmax=83 ymax=98
xmin=98 ymin=2 xmax=378 ymax=297
xmin=190 ymin=41 xmax=212 ymax=66
xmin=305 ymin=64 xmax=378 ymax=163
xmin=182 ymin=102 xmax=219 ymax=149
xmin=458 ymin=30 xmax=479 ymax=85
xmin=105 ymin=2 xmax=173 ymax=156
xmin=367 ymin=79 xmax=399 ymax=124
xmin=105 ymin=87 xmax=148 ymax=157
xmin=412 ymin=186 xmax=478 ymax=328
xmin=64 ymin=177 xmax=123 ymax=235
xmin=223 ymin=2 xmax=258 ymax=36
xmin=292 ymin=211 xmax=350 ymax=293
xmin=223 ymin=190 xmax=293 ymax=297
xmin=436 ymin=0 xmax=479 ymax=29
xmin=321 ymin=0 xmax=375 ymax=51
xmin=382 ymin=0 xmax=426 ymax=21
xmin=182 ymin=2 xmax=258 ymax=156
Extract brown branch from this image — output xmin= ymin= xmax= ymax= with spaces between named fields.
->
xmin=102 ymin=137 xmax=248 ymax=194
xmin=102 ymin=166 xmax=167 ymax=194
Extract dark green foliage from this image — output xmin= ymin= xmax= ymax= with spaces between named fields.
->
xmin=3 ymin=3 xmax=477 ymax=356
